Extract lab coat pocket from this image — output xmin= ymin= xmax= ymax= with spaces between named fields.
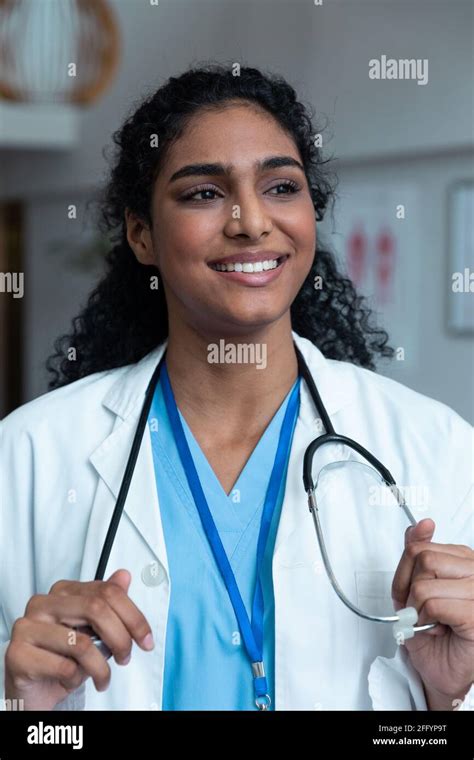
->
xmin=355 ymin=570 xmax=398 ymax=663
xmin=355 ymin=570 xmax=395 ymax=616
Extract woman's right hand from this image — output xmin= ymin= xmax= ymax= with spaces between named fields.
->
xmin=4 ymin=569 xmax=154 ymax=710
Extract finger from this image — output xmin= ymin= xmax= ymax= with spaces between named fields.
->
xmin=95 ymin=577 xmax=154 ymax=652
xmin=392 ymin=542 xmax=473 ymax=608
xmin=417 ymin=598 xmax=474 ymax=640
xmin=406 ymin=578 xmax=474 ymax=612
xmin=106 ymin=569 xmax=132 ymax=592
xmin=405 ymin=518 xmax=436 ymax=548
xmin=6 ymin=640 xmax=90 ymax=695
xmin=49 ymin=568 xmax=130 ymax=599
xmin=49 ymin=569 xmax=130 ymax=598
xmin=50 ymin=576 xmax=153 ymax=652
xmin=402 ymin=552 xmax=474 ymax=622
xmin=25 ymin=594 xmax=136 ymax=664
xmin=12 ymin=618 xmax=113 ymax=691
xmin=411 ymin=551 xmax=474 ymax=584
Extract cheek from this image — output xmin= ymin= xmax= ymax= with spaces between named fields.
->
xmin=278 ymin=194 xmax=316 ymax=244
xmin=284 ymin=210 xmax=316 ymax=291
xmin=157 ymin=214 xmax=217 ymax=272
xmin=285 ymin=205 xmax=316 ymax=266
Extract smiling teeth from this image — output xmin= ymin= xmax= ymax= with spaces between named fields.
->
xmin=211 ymin=259 xmax=280 ymax=272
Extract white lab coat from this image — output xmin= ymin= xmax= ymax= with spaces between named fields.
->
xmin=1 ymin=330 xmax=473 ymax=711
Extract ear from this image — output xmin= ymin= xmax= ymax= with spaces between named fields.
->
xmin=125 ymin=208 xmax=155 ymax=265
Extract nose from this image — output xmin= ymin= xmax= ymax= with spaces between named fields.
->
xmin=223 ymin=187 xmax=273 ymax=240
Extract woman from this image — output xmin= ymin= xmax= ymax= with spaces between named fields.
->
xmin=1 ymin=64 xmax=473 ymax=712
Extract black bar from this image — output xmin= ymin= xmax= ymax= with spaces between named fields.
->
xmin=0 ymin=709 xmax=472 ymax=757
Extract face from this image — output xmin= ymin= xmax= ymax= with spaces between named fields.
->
xmin=126 ymin=102 xmax=316 ymax=337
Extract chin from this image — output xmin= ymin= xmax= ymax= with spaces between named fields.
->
xmin=210 ymin=308 xmax=288 ymax=335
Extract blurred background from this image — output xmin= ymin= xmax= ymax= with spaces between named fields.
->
xmin=0 ymin=0 xmax=473 ymax=421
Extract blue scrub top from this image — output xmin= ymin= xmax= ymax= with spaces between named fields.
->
xmin=148 ymin=374 xmax=300 ymax=710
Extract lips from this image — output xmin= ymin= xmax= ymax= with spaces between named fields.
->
xmin=209 ymin=255 xmax=289 ymax=273
xmin=207 ymin=253 xmax=290 ymax=287
xmin=208 ymin=251 xmax=290 ymax=266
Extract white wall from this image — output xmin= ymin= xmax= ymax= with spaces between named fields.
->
xmin=323 ymin=149 xmax=474 ymax=422
xmin=0 ymin=0 xmax=472 ymax=419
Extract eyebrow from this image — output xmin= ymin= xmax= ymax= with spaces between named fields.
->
xmin=168 ymin=155 xmax=305 ymax=184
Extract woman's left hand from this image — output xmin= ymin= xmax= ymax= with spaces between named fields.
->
xmin=391 ymin=518 xmax=474 ymax=710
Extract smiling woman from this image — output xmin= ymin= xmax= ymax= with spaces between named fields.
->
xmin=3 ymin=63 xmax=473 ymax=714
xmin=45 ymin=63 xmax=394 ymax=388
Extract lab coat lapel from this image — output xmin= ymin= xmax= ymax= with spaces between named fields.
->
xmin=273 ymin=332 xmax=357 ymax=561
xmin=79 ymin=342 xmax=169 ymax=582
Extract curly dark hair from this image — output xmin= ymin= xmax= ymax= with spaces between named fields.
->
xmin=46 ymin=62 xmax=394 ymax=389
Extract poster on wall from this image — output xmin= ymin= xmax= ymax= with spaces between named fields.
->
xmin=325 ymin=183 xmax=421 ymax=370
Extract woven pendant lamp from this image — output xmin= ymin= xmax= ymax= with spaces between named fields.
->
xmin=0 ymin=0 xmax=120 ymax=105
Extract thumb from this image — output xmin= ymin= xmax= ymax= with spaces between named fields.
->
xmin=106 ymin=568 xmax=132 ymax=593
xmin=404 ymin=517 xmax=435 ymax=548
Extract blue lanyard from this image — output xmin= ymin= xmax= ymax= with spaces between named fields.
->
xmin=160 ymin=361 xmax=301 ymax=710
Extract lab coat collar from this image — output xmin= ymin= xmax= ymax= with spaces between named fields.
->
xmin=100 ymin=329 xmax=356 ymax=421
xmin=86 ymin=330 xmax=357 ymax=578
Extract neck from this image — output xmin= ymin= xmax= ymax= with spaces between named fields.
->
xmin=164 ymin=315 xmax=298 ymax=445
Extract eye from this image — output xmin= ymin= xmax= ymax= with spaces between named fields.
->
xmin=180 ymin=179 xmax=301 ymax=203
xmin=267 ymin=180 xmax=300 ymax=195
xmin=180 ymin=185 xmax=222 ymax=202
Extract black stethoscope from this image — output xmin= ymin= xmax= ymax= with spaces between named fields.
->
xmin=86 ymin=341 xmax=435 ymax=660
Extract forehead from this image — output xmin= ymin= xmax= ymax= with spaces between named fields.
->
xmin=160 ymin=103 xmax=299 ymax=177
